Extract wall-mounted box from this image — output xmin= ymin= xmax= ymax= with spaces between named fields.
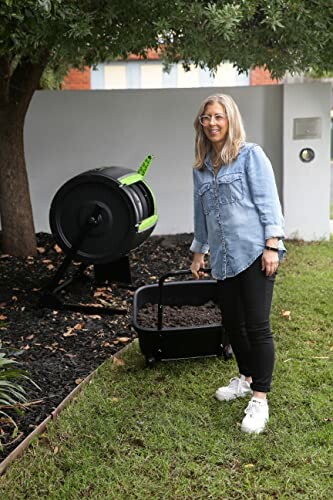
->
xmin=293 ymin=117 xmax=322 ymax=139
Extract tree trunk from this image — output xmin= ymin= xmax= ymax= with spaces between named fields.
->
xmin=0 ymin=58 xmax=47 ymax=256
xmin=0 ymin=107 xmax=37 ymax=256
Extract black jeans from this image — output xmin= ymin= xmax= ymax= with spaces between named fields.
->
xmin=216 ymin=256 xmax=275 ymax=393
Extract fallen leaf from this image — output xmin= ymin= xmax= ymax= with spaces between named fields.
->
xmin=53 ymin=446 xmax=59 ymax=454
xmin=97 ymin=298 xmax=114 ymax=307
xmin=26 ymin=334 xmax=34 ymax=340
xmin=244 ymin=464 xmax=255 ymax=469
xmin=118 ymin=337 xmax=130 ymax=343
xmin=87 ymin=315 xmax=102 ymax=320
xmin=47 ymin=264 xmax=55 ymax=271
xmin=63 ymin=331 xmax=76 ymax=338
xmin=63 ymin=327 xmax=77 ymax=337
xmin=0 ymin=254 xmax=10 ymax=259
xmin=11 ymin=296 xmax=18 ymax=302
xmin=21 ymin=345 xmax=30 ymax=350
xmin=112 ymin=356 xmax=125 ymax=366
xmin=42 ymin=259 xmax=52 ymax=264
xmin=75 ymin=378 xmax=83 ymax=385
xmin=53 ymin=244 xmax=62 ymax=254
xmin=102 ymin=341 xmax=112 ymax=347
xmin=73 ymin=322 xmax=84 ymax=330
xmin=44 ymin=345 xmax=55 ymax=351
xmin=37 ymin=246 xmax=46 ymax=254
xmin=0 ymin=314 xmax=7 ymax=320
xmin=281 ymin=309 xmax=291 ymax=319
xmin=94 ymin=289 xmax=108 ymax=298
xmin=0 ymin=303 xmax=7 ymax=308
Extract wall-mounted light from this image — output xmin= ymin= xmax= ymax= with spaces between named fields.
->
xmin=299 ymin=148 xmax=315 ymax=163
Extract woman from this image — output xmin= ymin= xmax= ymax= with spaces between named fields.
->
xmin=190 ymin=94 xmax=286 ymax=434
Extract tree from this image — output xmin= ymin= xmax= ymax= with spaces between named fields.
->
xmin=0 ymin=0 xmax=332 ymax=255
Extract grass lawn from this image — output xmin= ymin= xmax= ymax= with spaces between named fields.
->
xmin=1 ymin=240 xmax=332 ymax=499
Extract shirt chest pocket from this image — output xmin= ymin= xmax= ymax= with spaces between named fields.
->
xmin=217 ymin=173 xmax=243 ymax=205
xmin=198 ymin=183 xmax=213 ymax=215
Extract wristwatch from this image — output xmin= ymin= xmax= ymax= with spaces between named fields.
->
xmin=265 ymin=245 xmax=279 ymax=252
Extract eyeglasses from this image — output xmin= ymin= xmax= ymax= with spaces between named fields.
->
xmin=199 ymin=113 xmax=227 ymax=126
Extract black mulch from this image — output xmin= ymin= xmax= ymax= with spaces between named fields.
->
xmin=0 ymin=232 xmax=201 ymax=461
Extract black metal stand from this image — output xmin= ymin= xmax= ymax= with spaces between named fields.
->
xmin=39 ymin=206 xmax=127 ymax=316
xmin=94 ymin=255 xmax=132 ymax=285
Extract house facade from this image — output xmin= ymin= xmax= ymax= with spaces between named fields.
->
xmin=62 ymin=57 xmax=279 ymax=90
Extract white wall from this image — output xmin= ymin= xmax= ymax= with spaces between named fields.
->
xmin=25 ymin=86 xmax=283 ymax=235
xmin=283 ymin=83 xmax=331 ymax=240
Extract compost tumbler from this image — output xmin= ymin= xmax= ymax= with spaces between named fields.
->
xmin=41 ymin=156 xmax=158 ymax=314
xmin=49 ymin=160 xmax=157 ymax=264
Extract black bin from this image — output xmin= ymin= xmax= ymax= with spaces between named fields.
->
xmin=132 ymin=271 xmax=231 ymax=366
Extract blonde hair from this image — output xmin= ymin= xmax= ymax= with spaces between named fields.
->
xmin=193 ymin=94 xmax=246 ymax=168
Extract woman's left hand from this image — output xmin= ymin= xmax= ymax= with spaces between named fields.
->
xmin=261 ymin=249 xmax=279 ymax=277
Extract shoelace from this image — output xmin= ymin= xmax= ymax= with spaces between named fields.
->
xmin=244 ymin=399 xmax=266 ymax=417
xmin=244 ymin=401 xmax=257 ymax=416
xmin=229 ymin=377 xmax=243 ymax=393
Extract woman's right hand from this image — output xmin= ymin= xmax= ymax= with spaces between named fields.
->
xmin=190 ymin=253 xmax=206 ymax=279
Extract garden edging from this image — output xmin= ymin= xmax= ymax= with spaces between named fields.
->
xmin=0 ymin=345 xmax=131 ymax=476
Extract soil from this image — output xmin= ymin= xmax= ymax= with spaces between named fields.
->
xmin=0 ymin=232 xmax=209 ymax=461
xmin=136 ymin=301 xmax=221 ymax=329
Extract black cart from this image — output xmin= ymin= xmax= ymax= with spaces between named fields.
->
xmin=132 ymin=270 xmax=232 ymax=367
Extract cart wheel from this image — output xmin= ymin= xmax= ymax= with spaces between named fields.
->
xmin=217 ymin=345 xmax=224 ymax=358
xmin=146 ymin=356 xmax=156 ymax=368
xmin=223 ymin=345 xmax=233 ymax=361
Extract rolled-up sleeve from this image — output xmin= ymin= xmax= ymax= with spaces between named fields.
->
xmin=246 ymin=146 xmax=285 ymax=240
xmin=190 ymin=170 xmax=209 ymax=254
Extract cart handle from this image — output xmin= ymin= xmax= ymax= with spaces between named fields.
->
xmin=157 ymin=268 xmax=211 ymax=330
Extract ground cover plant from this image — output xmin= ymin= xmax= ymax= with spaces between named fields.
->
xmin=1 ymin=238 xmax=332 ymax=498
xmin=0 ymin=351 xmax=35 ymax=431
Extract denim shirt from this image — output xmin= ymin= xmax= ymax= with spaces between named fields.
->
xmin=190 ymin=143 xmax=286 ymax=280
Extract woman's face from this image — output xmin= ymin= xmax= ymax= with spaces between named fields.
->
xmin=201 ymin=101 xmax=229 ymax=148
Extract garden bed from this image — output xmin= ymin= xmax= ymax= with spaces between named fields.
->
xmin=0 ymin=232 xmax=195 ymax=460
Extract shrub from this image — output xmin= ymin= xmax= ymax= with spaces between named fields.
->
xmin=0 ymin=350 xmax=37 ymax=442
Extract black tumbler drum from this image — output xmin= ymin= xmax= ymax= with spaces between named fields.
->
xmin=49 ymin=166 xmax=158 ymax=264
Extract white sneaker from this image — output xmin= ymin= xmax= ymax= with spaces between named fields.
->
xmin=215 ymin=375 xmax=252 ymax=401
xmin=241 ymin=397 xmax=269 ymax=434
